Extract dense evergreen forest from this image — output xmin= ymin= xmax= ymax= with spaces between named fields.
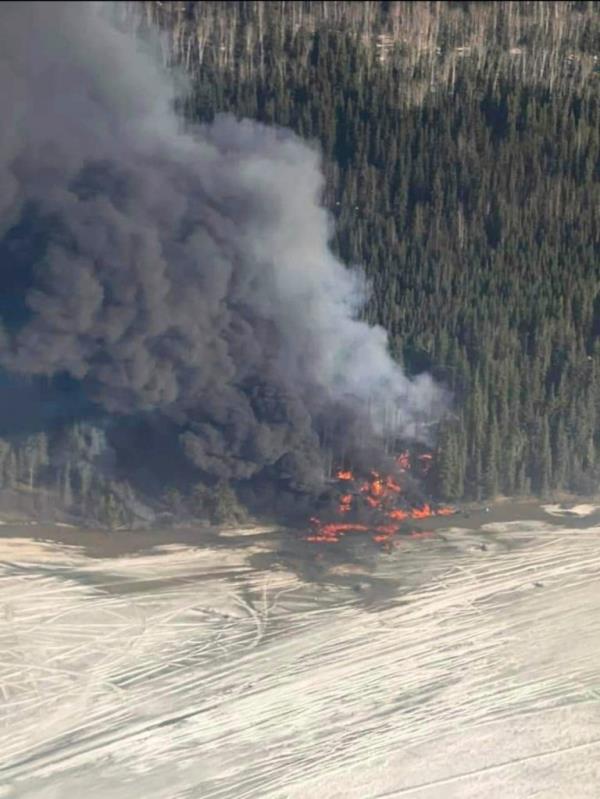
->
xmin=136 ymin=0 xmax=600 ymax=502
xmin=1 ymin=1 xmax=600 ymax=529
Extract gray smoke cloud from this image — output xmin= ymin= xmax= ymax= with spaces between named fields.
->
xmin=0 ymin=1 xmax=445 ymax=490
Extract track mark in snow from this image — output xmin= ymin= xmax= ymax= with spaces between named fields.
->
xmin=0 ymin=524 xmax=599 ymax=798
xmin=377 ymin=735 xmax=600 ymax=797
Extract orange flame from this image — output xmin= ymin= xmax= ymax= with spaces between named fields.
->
xmin=388 ymin=509 xmax=409 ymax=521
xmin=336 ymin=470 xmax=354 ymax=480
xmin=409 ymin=504 xmax=432 ymax=519
xmin=308 ymin=453 xmax=454 ymax=544
xmin=370 ymin=478 xmax=384 ymax=497
xmin=385 ymin=476 xmax=402 ymax=493
xmin=396 ymin=451 xmax=410 ymax=471
xmin=339 ymin=494 xmax=353 ymax=513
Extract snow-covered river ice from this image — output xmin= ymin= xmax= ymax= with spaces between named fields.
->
xmin=1 ymin=507 xmax=599 ymax=798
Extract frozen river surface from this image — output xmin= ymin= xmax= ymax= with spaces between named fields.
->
xmin=1 ymin=511 xmax=600 ymax=797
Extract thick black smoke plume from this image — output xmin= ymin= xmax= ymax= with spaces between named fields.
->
xmin=0 ymin=2 xmax=444 ymax=499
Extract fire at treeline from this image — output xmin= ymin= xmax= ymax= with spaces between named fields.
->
xmin=0 ymin=398 xmax=455 ymax=534
xmin=0 ymin=4 xmax=452 ymax=533
xmin=308 ymin=449 xmax=455 ymax=545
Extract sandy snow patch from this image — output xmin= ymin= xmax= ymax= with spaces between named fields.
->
xmin=218 ymin=525 xmax=278 ymax=537
xmin=543 ymin=503 xmax=600 ymax=517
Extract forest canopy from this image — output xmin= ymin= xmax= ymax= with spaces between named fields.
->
xmin=1 ymin=1 xmax=599 ymax=529
xmin=137 ymin=0 xmax=600 ymax=501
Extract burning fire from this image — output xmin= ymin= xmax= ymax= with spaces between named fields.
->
xmin=336 ymin=470 xmax=354 ymax=481
xmin=396 ymin=450 xmax=411 ymax=471
xmin=339 ymin=494 xmax=353 ymax=513
xmin=307 ymin=451 xmax=454 ymax=544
